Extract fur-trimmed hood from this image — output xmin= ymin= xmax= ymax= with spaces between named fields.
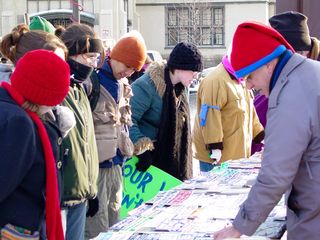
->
xmin=146 ymin=60 xmax=167 ymax=98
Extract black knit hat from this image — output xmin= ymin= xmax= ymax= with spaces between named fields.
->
xmin=167 ymin=42 xmax=203 ymax=72
xmin=269 ymin=11 xmax=311 ymax=51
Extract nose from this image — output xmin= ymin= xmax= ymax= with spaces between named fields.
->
xmin=125 ymin=68 xmax=135 ymax=76
xmin=246 ymin=81 xmax=254 ymax=90
xmin=86 ymin=58 xmax=99 ymax=68
xmin=91 ymin=61 xmax=98 ymax=68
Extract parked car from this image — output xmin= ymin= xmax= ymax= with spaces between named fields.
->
xmin=199 ymin=67 xmax=216 ymax=81
xmin=189 ymin=67 xmax=216 ymax=94
xmin=189 ymin=77 xmax=200 ymax=94
xmin=147 ymin=50 xmax=163 ymax=62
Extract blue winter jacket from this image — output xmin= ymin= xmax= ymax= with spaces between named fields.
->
xmin=129 ymin=71 xmax=163 ymax=144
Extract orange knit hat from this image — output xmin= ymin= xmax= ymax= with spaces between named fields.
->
xmin=110 ymin=35 xmax=147 ymax=71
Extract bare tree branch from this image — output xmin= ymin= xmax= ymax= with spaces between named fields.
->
xmin=167 ymin=0 xmax=224 ymax=46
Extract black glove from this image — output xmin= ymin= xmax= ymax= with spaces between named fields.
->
xmin=86 ymin=197 xmax=99 ymax=217
xmin=136 ymin=151 xmax=153 ymax=172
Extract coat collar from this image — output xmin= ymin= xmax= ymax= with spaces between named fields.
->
xmin=268 ymin=53 xmax=306 ymax=108
xmin=146 ymin=60 xmax=167 ymax=98
xmin=0 ymin=87 xmax=16 ymax=105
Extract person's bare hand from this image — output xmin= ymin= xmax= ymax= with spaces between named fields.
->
xmin=213 ymin=225 xmax=241 ymax=240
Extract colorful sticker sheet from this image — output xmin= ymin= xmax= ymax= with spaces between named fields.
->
xmin=94 ymin=156 xmax=286 ymax=240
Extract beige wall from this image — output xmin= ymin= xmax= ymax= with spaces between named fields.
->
xmin=225 ymin=2 xmax=270 ymax=50
xmin=96 ymin=0 xmax=128 ymax=42
xmin=0 ymin=0 xmax=275 ymax=65
xmin=136 ymin=6 xmax=166 ymax=53
xmin=0 ymin=0 xmax=128 ymax=42
xmin=136 ymin=0 xmax=275 ymax=66
xmin=0 ymin=0 xmax=27 ymax=36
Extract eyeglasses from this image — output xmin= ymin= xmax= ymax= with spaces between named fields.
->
xmin=81 ymin=53 xmax=100 ymax=67
xmin=193 ymin=72 xmax=200 ymax=79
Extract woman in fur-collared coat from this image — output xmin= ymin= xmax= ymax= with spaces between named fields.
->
xmin=129 ymin=42 xmax=203 ymax=181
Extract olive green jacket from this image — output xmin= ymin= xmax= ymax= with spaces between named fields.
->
xmin=61 ymin=83 xmax=99 ymax=203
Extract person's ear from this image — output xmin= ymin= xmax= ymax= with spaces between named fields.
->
xmin=266 ymin=58 xmax=278 ymax=75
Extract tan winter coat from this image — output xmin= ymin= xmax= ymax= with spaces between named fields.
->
xmin=192 ymin=63 xmax=263 ymax=163
xmin=92 ymin=79 xmax=134 ymax=162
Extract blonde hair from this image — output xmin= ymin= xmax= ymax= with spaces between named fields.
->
xmin=22 ymin=101 xmax=39 ymax=113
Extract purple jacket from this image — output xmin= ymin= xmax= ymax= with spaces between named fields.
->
xmin=251 ymin=95 xmax=268 ymax=154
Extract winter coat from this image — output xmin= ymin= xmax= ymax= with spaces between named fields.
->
xmin=61 ymin=82 xmax=99 ymax=203
xmin=92 ymin=69 xmax=134 ymax=163
xmin=192 ymin=63 xmax=264 ymax=163
xmin=129 ymin=65 xmax=163 ymax=146
xmin=0 ymin=87 xmax=45 ymax=232
xmin=233 ymin=54 xmax=320 ymax=239
xmin=0 ymin=63 xmax=12 ymax=83
xmin=43 ymin=113 xmax=65 ymax=202
xmin=129 ymin=61 xmax=192 ymax=180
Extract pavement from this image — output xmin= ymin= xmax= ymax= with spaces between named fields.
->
xmin=189 ymin=92 xmax=201 ymax=177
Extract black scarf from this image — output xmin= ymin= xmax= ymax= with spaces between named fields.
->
xmin=153 ymin=67 xmax=192 ymax=180
xmin=67 ymin=58 xmax=93 ymax=83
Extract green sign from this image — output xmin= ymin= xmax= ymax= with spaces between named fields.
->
xmin=120 ymin=156 xmax=182 ymax=219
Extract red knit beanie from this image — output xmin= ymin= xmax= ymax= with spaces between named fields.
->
xmin=11 ymin=49 xmax=70 ymax=106
xmin=110 ymin=36 xmax=147 ymax=71
xmin=1 ymin=49 xmax=69 ymax=240
xmin=230 ymin=21 xmax=295 ymax=78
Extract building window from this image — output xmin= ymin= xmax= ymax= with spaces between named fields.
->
xmin=166 ymin=5 xmax=224 ymax=47
xmin=27 ymin=0 xmax=94 ymax=13
xmin=27 ymin=0 xmax=70 ymax=13
xmin=168 ymin=9 xmax=177 ymax=26
xmin=167 ymin=29 xmax=177 ymax=46
xmin=26 ymin=0 xmax=95 ymax=28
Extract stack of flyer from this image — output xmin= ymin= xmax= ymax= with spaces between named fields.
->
xmin=93 ymin=155 xmax=286 ymax=240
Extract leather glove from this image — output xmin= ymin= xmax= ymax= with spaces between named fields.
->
xmin=86 ymin=197 xmax=99 ymax=217
xmin=136 ymin=150 xmax=153 ymax=172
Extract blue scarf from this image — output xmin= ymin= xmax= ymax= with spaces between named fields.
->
xmin=98 ymin=59 xmax=120 ymax=103
xmin=269 ymin=50 xmax=293 ymax=92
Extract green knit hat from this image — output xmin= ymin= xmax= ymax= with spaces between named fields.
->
xmin=29 ymin=16 xmax=56 ymax=34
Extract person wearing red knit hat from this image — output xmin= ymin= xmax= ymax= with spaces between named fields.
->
xmin=214 ymin=21 xmax=320 ymax=240
xmin=0 ymin=49 xmax=70 ymax=240
xmin=0 ymin=23 xmax=76 ymax=240
xmin=252 ymin=11 xmax=320 ymax=155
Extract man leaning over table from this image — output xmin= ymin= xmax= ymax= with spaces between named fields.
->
xmin=214 ymin=21 xmax=320 ymax=240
